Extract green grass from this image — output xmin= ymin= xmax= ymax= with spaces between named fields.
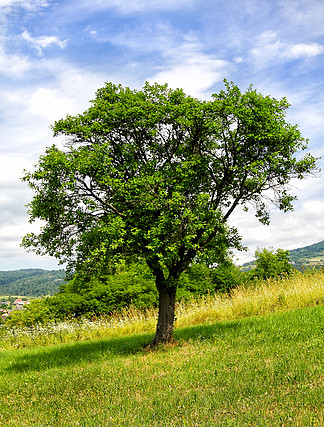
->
xmin=0 ymin=305 xmax=323 ymax=426
xmin=1 ymin=271 xmax=323 ymax=425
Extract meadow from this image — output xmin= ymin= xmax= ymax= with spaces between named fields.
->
xmin=0 ymin=270 xmax=323 ymax=426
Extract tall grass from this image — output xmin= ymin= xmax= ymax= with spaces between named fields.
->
xmin=176 ymin=269 xmax=324 ymax=327
xmin=1 ymin=269 xmax=323 ymax=350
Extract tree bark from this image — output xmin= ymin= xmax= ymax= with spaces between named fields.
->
xmin=151 ymin=283 xmax=177 ymax=347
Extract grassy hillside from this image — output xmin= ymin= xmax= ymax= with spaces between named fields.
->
xmin=0 ymin=269 xmax=65 ymax=297
xmin=0 ymin=305 xmax=323 ymax=426
xmin=0 ymin=270 xmax=324 ymax=425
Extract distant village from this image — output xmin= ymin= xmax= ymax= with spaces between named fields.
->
xmin=0 ymin=298 xmax=30 ymax=322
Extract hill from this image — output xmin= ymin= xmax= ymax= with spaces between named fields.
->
xmin=289 ymin=240 xmax=324 ymax=266
xmin=243 ymin=240 xmax=324 ymax=268
xmin=0 ymin=269 xmax=66 ymax=297
xmin=1 ymin=304 xmax=323 ymax=425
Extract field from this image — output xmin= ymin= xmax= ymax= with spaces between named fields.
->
xmin=0 ymin=271 xmax=324 ymax=426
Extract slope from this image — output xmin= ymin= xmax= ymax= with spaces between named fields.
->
xmin=0 ymin=269 xmax=66 ymax=297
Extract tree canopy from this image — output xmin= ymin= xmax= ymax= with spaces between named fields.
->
xmin=252 ymin=247 xmax=293 ymax=279
xmin=22 ymin=80 xmax=318 ymax=345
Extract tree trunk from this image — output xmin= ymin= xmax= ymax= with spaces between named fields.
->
xmin=151 ymin=283 xmax=177 ymax=347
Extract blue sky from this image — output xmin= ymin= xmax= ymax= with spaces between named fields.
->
xmin=0 ymin=0 xmax=324 ymax=269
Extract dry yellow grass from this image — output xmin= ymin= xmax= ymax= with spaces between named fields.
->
xmin=175 ymin=270 xmax=324 ymax=328
xmin=1 ymin=269 xmax=323 ymax=349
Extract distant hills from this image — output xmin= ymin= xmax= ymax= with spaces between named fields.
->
xmin=289 ymin=240 xmax=324 ymax=267
xmin=1 ymin=241 xmax=324 ymax=297
xmin=243 ymin=240 xmax=324 ymax=269
xmin=0 ymin=269 xmax=66 ymax=297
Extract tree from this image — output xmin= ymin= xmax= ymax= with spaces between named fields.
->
xmin=22 ymin=81 xmax=318 ymax=346
xmin=252 ymin=247 xmax=293 ymax=279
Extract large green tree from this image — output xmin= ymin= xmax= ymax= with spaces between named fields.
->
xmin=22 ymin=81 xmax=318 ymax=346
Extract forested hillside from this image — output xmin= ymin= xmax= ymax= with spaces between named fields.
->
xmin=289 ymin=240 xmax=324 ymax=266
xmin=0 ymin=269 xmax=66 ymax=297
xmin=243 ymin=240 xmax=324 ymax=268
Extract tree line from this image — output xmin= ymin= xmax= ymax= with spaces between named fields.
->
xmin=5 ymin=248 xmax=301 ymax=327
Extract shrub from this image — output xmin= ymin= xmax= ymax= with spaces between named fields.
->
xmin=5 ymin=298 xmax=55 ymax=327
xmin=178 ymin=261 xmax=243 ymax=299
xmin=46 ymin=260 xmax=158 ymax=319
xmin=250 ymin=247 xmax=293 ymax=280
xmin=210 ymin=261 xmax=244 ymax=293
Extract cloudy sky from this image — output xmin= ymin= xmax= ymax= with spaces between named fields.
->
xmin=0 ymin=0 xmax=323 ymax=270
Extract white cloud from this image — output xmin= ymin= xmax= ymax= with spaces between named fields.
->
xmin=21 ymin=30 xmax=68 ymax=54
xmin=0 ymin=60 xmax=110 ymax=160
xmin=150 ymin=56 xmax=228 ymax=98
xmin=148 ymin=37 xmax=230 ymax=97
xmin=27 ymin=87 xmax=75 ymax=121
xmin=0 ymin=46 xmax=30 ymax=76
xmin=0 ymin=0 xmax=49 ymax=10
xmin=251 ymin=31 xmax=324 ymax=67
xmin=284 ymin=43 xmax=323 ymax=59
xmin=0 ymin=217 xmax=60 ymax=269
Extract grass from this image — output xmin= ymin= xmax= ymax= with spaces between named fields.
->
xmin=0 ymin=306 xmax=323 ymax=426
xmin=0 ymin=270 xmax=323 ymax=426
xmin=1 ymin=269 xmax=324 ymax=350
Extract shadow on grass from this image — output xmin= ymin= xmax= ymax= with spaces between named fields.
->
xmin=6 ymin=320 xmax=243 ymax=373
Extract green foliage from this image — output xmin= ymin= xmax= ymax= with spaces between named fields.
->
xmin=21 ymin=80 xmax=318 ymax=343
xmin=210 ymin=261 xmax=244 ymax=293
xmin=251 ymin=247 xmax=293 ymax=279
xmin=177 ymin=263 xmax=212 ymax=299
xmin=178 ymin=260 xmax=243 ymax=298
xmin=5 ymin=298 xmax=55 ymax=328
xmin=56 ymin=258 xmax=243 ymax=317
xmin=48 ymin=261 xmax=158 ymax=318
xmin=7 ymin=260 xmax=244 ymax=325
xmin=22 ymin=80 xmax=317 ymax=279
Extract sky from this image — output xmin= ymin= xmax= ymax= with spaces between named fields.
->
xmin=0 ymin=0 xmax=323 ymax=270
